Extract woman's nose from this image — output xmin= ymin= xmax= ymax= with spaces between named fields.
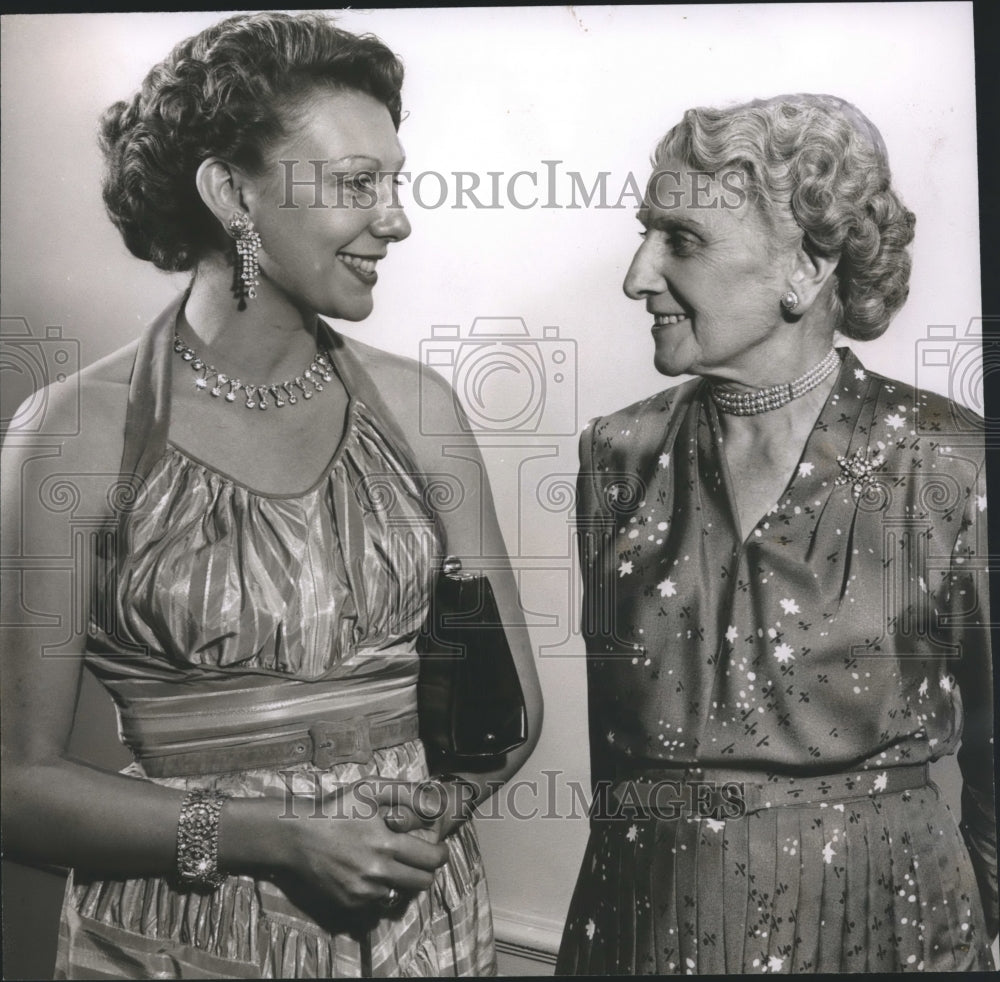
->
xmin=370 ymin=183 xmax=411 ymax=242
xmin=623 ymin=241 xmax=666 ymax=300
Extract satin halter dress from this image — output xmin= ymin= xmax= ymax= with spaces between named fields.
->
xmin=54 ymin=297 xmax=497 ymax=979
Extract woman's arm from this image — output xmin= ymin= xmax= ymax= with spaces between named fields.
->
xmin=1 ymin=369 xmax=448 ymax=906
xmin=575 ymin=419 xmax=619 ymax=802
xmin=416 ymin=363 xmax=544 ymax=825
xmin=947 ymin=455 xmax=998 ymax=939
xmin=2 ymin=372 xmax=185 ymax=874
xmin=361 ymin=349 xmax=544 ymax=835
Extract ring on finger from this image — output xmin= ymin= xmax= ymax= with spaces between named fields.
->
xmin=380 ymin=887 xmax=401 ymax=909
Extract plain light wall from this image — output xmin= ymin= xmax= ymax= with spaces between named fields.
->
xmin=1 ymin=2 xmax=984 ymax=970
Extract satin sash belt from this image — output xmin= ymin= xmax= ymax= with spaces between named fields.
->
xmin=113 ymin=649 xmax=420 ymax=777
xmin=138 ymin=714 xmax=421 ymax=777
xmin=604 ymin=762 xmax=930 ymax=821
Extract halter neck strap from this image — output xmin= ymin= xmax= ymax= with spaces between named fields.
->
xmin=119 ymin=292 xmax=182 ymax=492
xmin=117 ymin=295 xmax=434 ymax=537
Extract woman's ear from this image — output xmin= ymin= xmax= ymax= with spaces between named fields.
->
xmin=195 ymin=157 xmax=247 ymax=228
xmin=787 ymin=243 xmax=839 ymax=314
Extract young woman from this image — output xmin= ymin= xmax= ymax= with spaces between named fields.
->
xmin=2 ymin=12 xmax=541 ymax=978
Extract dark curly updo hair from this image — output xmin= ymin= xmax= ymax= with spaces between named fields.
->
xmin=655 ymin=94 xmax=916 ymax=341
xmin=99 ymin=12 xmax=404 ymax=272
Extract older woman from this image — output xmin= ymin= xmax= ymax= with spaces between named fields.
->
xmin=1 ymin=12 xmax=541 ymax=978
xmin=558 ymin=94 xmax=995 ymax=974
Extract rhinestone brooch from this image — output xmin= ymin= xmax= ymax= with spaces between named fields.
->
xmin=835 ymin=445 xmax=887 ymax=500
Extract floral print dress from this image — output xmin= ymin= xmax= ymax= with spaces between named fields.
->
xmin=557 ymin=348 xmax=996 ymax=974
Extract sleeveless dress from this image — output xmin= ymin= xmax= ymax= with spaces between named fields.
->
xmin=557 ymin=350 xmax=996 ymax=974
xmin=54 ymin=297 xmax=497 ymax=979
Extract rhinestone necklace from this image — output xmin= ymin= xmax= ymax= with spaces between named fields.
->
xmin=710 ymin=348 xmax=839 ymax=417
xmin=173 ymin=333 xmax=334 ymax=410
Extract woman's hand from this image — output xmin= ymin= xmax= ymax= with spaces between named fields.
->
xmin=222 ymin=782 xmax=450 ymax=912
xmin=374 ymin=778 xmax=477 ymax=843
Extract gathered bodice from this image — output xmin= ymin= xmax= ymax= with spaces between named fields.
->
xmin=89 ymin=410 xmax=436 ymax=681
xmin=83 ymin=295 xmax=441 ymax=757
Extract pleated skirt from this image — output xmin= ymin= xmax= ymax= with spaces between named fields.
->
xmin=556 ymin=780 xmax=993 ymax=974
xmin=54 ymin=740 xmax=497 ymax=979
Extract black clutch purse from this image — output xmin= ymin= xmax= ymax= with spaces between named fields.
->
xmin=417 ymin=557 xmax=528 ymax=766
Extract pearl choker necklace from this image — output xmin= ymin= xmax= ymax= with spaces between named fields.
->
xmin=710 ymin=348 xmax=839 ymax=416
xmin=173 ymin=333 xmax=334 ymax=410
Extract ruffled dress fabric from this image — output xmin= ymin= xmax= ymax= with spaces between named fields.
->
xmin=54 ymin=299 xmax=497 ymax=979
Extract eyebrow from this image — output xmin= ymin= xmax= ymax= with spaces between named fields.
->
xmin=636 ymin=209 xmax=707 ymax=234
xmin=328 ymin=154 xmax=407 ymax=171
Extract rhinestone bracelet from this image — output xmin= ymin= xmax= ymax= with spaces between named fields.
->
xmin=176 ymin=788 xmax=229 ymax=890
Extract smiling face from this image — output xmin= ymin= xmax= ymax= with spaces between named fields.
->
xmin=624 ymin=159 xmax=798 ymax=382
xmin=240 ymin=87 xmax=410 ymax=321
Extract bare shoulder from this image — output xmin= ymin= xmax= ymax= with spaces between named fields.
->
xmin=2 ymin=341 xmax=138 ymax=516
xmin=335 ymin=332 xmax=466 ymax=438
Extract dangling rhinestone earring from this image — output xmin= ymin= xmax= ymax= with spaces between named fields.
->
xmin=228 ymin=212 xmax=262 ymax=308
xmin=780 ymin=289 xmax=800 ymax=313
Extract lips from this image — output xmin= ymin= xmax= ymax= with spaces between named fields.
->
xmin=337 ymin=252 xmax=379 ymax=277
xmin=652 ymin=312 xmax=689 ymax=327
